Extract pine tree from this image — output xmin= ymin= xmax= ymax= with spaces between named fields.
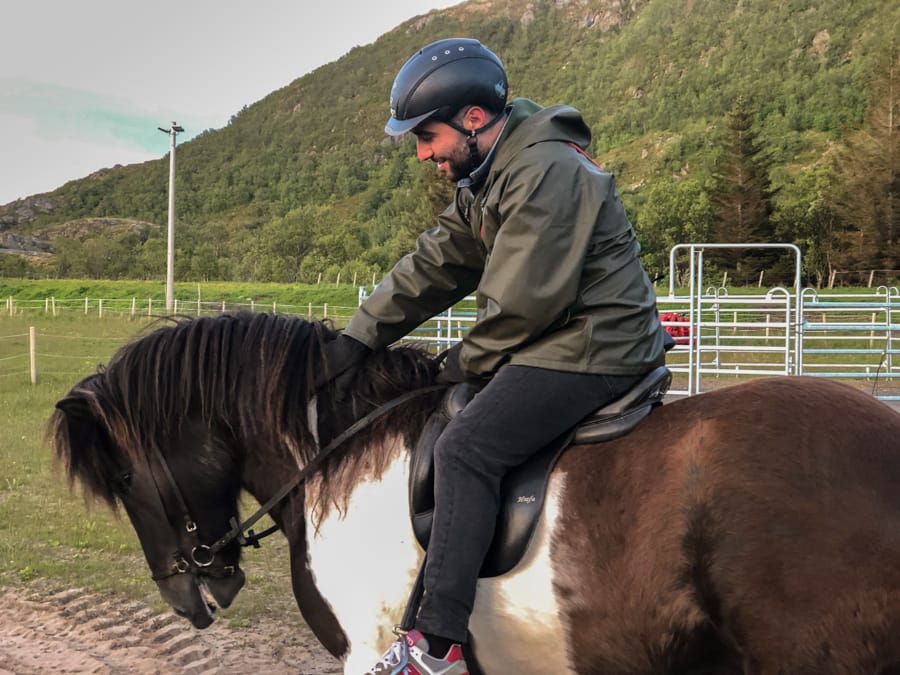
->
xmin=710 ymin=96 xmax=777 ymax=283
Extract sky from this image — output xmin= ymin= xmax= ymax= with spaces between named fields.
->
xmin=0 ymin=0 xmax=462 ymax=206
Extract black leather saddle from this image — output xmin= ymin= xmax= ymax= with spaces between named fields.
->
xmin=408 ymin=366 xmax=672 ymax=577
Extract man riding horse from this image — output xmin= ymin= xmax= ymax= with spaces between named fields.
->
xmin=321 ymin=37 xmax=670 ymax=674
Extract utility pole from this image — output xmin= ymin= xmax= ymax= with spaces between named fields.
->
xmin=158 ymin=122 xmax=184 ymax=312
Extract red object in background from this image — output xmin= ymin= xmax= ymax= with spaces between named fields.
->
xmin=660 ymin=312 xmax=691 ymax=344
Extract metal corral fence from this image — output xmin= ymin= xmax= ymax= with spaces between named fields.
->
xmin=658 ymin=243 xmax=900 ymax=401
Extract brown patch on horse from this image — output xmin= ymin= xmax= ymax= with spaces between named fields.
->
xmin=552 ymin=377 xmax=900 ymax=672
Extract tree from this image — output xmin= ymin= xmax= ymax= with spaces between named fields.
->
xmin=136 ymin=238 xmax=166 ymax=280
xmin=0 ymin=254 xmax=32 ymax=278
xmin=831 ymin=44 xmax=899 ymax=275
xmin=772 ymin=166 xmax=847 ymax=288
xmin=189 ymin=243 xmax=221 ymax=282
xmin=635 ymin=178 xmax=716 ymax=279
xmin=710 ymin=96 xmax=777 ymax=283
xmin=51 ymin=238 xmax=88 ymax=278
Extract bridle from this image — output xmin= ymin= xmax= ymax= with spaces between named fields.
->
xmin=145 ymin=440 xmax=239 ymax=582
xmin=146 ymin=385 xmax=444 ymax=582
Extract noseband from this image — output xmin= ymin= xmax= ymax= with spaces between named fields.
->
xmin=145 ymin=443 xmax=239 ymax=582
xmin=146 ymin=385 xmax=443 ymax=582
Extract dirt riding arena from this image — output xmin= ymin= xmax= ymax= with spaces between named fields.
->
xmin=0 ymin=583 xmax=341 ymax=674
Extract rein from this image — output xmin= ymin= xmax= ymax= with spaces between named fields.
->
xmin=149 ymin=383 xmax=443 ymax=580
xmin=205 ymin=384 xmax=445 ymax=557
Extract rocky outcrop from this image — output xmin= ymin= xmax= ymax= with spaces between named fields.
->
xmin=37 ymin=217 xmax=162 ymax=241
xmin=0 ymin=195 xmax=56 ymax=230
xmin=0 ymin=232 xmax=52 ymax=256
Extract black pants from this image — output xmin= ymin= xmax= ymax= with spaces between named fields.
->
xmin=414 ymin=364 xmax=641 ymax=643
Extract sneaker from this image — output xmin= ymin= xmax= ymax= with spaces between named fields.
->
xmin=366 ymin=629 xmax=468 ymax=675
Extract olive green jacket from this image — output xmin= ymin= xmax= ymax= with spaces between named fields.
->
xmin=344 ymin=98 xmax=667 ymax=377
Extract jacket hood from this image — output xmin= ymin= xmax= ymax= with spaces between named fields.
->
xmin=491 ymin=98 xmax=592 ymax=174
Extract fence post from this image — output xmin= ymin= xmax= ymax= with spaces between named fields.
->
xmin=148 ymin=297 xmax=152 ymax=316
xmin=870 ymin=312 xmax=877 ymax=348
xmin=98 ymin=299 xmax=104 ymax=318
xmin=52 ymin=296 xmax=57 ymax=316
xmin=131 ymin=297 xmax=136 ymax=316
xmin=29 ymin=326 xmax=37 ymax=385
xmin=84 ymin=297 xmax=89 ymax=315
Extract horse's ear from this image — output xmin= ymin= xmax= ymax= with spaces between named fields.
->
xmin=52 ymin=376 xmax=107 ymax=457
xmin=56 ymin=393 xmax=90 ymax=415
xmin=56 ymin=373 xmax=101 ymax=414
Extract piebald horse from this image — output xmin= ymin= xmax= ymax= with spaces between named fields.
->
xmin=50 ymin=312 xmax=900 ymax=674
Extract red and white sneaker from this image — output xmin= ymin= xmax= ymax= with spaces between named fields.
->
xmin=366 ymin=630 xmax=468 ymax=675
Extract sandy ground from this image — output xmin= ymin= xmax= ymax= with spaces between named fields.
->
xmin=0 ymin=583 xmax=342 ymax=674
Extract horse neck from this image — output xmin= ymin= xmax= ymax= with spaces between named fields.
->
xmin=301 ymin=436 xmax=423 ymax=664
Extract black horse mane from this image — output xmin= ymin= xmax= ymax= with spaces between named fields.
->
xmin=51 ymin=312 xmax=442 ymax=517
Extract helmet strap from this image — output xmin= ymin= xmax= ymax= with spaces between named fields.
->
xmin=445 ymin=111 xmax=505 ymax=169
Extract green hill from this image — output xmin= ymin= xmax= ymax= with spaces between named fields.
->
xmin=1 ymin=0 xmax=897 ymax=286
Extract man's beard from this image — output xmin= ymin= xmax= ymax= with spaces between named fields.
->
xmin=439 ymin=142 xmax=478 ymax=181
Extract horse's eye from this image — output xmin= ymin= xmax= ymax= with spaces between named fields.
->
xmin=118 ymin=471 xmax=133 ymax=491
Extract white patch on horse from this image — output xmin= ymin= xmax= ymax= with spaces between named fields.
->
xmin=468 ymin=472 xmax=573 ymax=674
xmin=305 ymin=436 xmax=572 ymax=674
xmin=305 ymin=436 xmax=422 ymax=673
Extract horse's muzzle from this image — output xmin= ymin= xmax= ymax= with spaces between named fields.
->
xmin=157 ymin=566 xmax=246 ymax=629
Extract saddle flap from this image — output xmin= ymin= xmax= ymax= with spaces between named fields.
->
xmin=409 ymin=382 xmax=482 ymax=537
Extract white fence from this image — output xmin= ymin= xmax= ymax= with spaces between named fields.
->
xmin=3 ymin=295 xmax=357 ymax=323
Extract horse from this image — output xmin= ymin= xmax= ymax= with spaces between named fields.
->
xmin=49 ymin=311 xmax=900 ymax=674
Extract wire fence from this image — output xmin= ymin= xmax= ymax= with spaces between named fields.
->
xmin=3 ymin=295 xmax=358 ymax=323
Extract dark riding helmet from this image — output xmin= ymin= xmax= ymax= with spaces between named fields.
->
xmin=385 ymin=38 xmax=508 ymax=136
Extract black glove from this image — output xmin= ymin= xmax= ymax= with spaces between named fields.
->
xmin=316 ymin=334 xmax=372 ymax=395
xmin=436 ymin=342 xmax=468 ymax=384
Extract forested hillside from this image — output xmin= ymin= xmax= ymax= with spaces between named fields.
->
xmin=1 ymin=0 xmax=897 ymax=287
